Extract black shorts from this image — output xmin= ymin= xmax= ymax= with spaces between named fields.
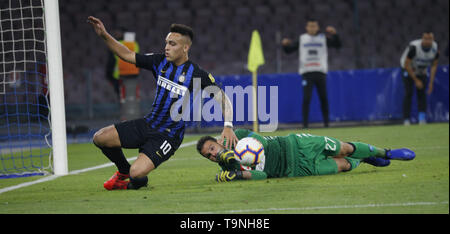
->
xmin=114 ymin=118 xmax=182 ymax=168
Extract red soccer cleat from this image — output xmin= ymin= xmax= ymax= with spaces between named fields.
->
xmin=103 ymin=171 xmax=130 ymax=190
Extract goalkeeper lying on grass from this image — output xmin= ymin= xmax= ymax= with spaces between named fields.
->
xmin=196 ymin=128 xmax=416 ymax=182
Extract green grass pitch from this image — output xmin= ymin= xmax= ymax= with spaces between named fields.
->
xmin=0 ymin=123 xmax=448 ymax=214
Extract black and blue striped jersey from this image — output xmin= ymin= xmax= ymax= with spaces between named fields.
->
xmin=135 ymin=53 xmax=218 ymax=140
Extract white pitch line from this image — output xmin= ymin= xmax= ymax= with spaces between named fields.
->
xmin=0 ymin=139 xmax=200 ymax=195
xmin=69 ymin=139 xmax=200 ymax=175
xmin=1 ymin=141 xmax=447 ymax=195
xmin=182 ymin=201 xmax=449 ymax=214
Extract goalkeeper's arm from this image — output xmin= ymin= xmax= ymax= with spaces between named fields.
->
xmin=87 ymin=16 xmax=136 ymax=64
xmin=215 ymin=150 xmax=268 ymax=182
xmin=216 ymin=149 xmax=240 ymax=171
xmin=217 ymin=149 xmax=236 ymax=164
xmin=216 ymin=170 xmax=267 ymax=182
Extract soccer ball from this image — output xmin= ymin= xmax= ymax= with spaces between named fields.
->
xmin=233 ymin=137 xmax=265 ymax=167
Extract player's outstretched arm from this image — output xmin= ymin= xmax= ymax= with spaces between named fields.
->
xmin=214 ymin=89 xmax=238 ymax=149
xmin=216 ymin=170 xmax=242 ymax=182
xmin=215 ymin=170 xmax=265 ymax=182
xmin=281 ymin=38 xmax=298 ymax=54
xmin=87 ymin=16 xmax=136 ymax=64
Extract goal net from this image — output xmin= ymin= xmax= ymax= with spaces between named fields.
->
xmin=0 ymin=0 xmax=67 ymax=178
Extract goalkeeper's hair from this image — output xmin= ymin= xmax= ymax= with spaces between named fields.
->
xmin=196 ymin=136 xmax=217 ymax=156
xmin=170 ymin=23 xmax=194 ymax=42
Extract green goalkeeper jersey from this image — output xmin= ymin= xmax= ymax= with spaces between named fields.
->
xmin=221 ymin=128 xmax=343 ymax=179
xmin=222 ymin=128 xmax=295 ymax=178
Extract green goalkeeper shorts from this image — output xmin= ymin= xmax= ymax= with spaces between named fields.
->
xmin=286 ymin=133 xmax=341 ymax=177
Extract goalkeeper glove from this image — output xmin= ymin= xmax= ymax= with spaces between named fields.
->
xmin=216 ymin=170 xmax=243 ymax=182
xmin=217 ymin=149 xmax=237 ymax=165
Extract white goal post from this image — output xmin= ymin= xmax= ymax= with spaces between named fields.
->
xmin=44 ymin=0 xmax=67 ymax=175
xmin=0 ymin=0 xmax=67 ymax=178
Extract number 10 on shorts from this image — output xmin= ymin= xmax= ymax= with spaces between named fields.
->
xmin=160 ymin=140 xmax=172 ymax=155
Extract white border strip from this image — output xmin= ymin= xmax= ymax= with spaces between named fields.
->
xmin=0 ymin=139 xmax=199 ymax=194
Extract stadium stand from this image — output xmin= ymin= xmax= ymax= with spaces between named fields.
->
xmin=58 ymin=0 xmax=449 ymax=107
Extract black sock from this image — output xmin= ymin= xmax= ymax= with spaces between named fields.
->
xmin=127 ymin=176 xmax=148 ymax=190
xmin=95 ymin=144 xmax=130 ymax=174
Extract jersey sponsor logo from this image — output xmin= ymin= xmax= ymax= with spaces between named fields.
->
xmin=157 ymin=75 xmax=188 ymax=96
xmin=303 ymin=42 xmax=324 ymax=47
xmin=305 ymin=62 xmax=322 ymax=67
xmin=308 ymin=49 xmax=318 ymax=55
xmin=415 ymin=58 xmax=434 ymax=64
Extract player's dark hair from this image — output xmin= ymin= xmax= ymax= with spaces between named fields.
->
xmin=423 ymin=31 xmax=434 ymax=37
xmin=306 ymin=17 xmax=320 ymax=25
xmin=170 ymin=23 xmax=194 ymax=42
xmin=196 ymin=136 xmax=217 ymax=157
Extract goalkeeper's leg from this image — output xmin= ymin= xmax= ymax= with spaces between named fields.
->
xmin=336 ymin=142 xmax=415 ymax=167
xmin=347 ymin=142 xmax=415 ymax=161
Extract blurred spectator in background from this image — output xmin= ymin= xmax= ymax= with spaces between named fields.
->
xmin=105 ymin=28 xmax=123 ymax=98
xmin=400 ymin=32 xmax=439 ymax=125
xmin=37 ymin=64 xmax=49 ymax=120
xmin=105 ymin=29 xmax=141 ymax=121
xmin=281 ymin=18 xmax=341 ymax=128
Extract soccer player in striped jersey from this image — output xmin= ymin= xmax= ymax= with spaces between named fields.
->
xmin=197 ymin=129 xmax=415 ymax=182
xmin=88 ymin=16 xmax=238 ymax=190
